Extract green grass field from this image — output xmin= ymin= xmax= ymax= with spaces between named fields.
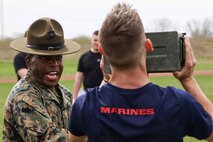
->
xmin=0 ymin=57 xmax=213 ymax=141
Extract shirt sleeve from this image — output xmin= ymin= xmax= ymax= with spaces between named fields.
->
xmin=181 ymin=91 xmax=213 ymax=139
xmin=77 ymin=55 xmax=85 ymax=73
xmin=68 ymin=94 xmax=86 ymax=136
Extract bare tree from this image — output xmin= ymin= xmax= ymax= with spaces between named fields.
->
xmin=186 ymin=18 xmax=213 ymax=38
xmin=152 ymin=18 xmax=179 ymax=32
xmin=201 ymin=19 xmax=213 ymax=37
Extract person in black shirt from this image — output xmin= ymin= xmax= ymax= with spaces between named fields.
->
xmin=13 ymin=52 xmax=27 ymax=81
xmin=73 ymin=30 xmax=103 ymax=100
xmin=13 ymin=31 xmax=28 ymax=81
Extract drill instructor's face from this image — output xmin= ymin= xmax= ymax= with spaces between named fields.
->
xmin=27 ymin=55 xmax=63 ymax=88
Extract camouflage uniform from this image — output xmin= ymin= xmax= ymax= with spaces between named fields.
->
xmin=3 ymin=73 xmax=72 ymax=142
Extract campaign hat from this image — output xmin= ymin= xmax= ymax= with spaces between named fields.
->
xmin=10 ymin=17 xmax=81 ymax=55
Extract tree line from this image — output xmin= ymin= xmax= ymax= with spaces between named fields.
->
xmin=146 ymin=16 xmax=213 ymax=38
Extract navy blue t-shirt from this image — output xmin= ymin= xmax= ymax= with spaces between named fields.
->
xmin=69 ymin=82 xmax=212 ymax=142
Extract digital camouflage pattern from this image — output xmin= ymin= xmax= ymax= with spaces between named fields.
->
xmin=3 ymin=74 xmax=72 ymax=142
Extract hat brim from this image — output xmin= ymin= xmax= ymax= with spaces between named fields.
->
xmin=10 ymin=38 xmax=81 ymax=55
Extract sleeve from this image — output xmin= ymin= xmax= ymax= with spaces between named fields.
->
xmin=12 ymin=94 xmax=68 ymax=141
xmin=68 ymin=94 xmax=86 ymax=136
xmin=77 ymin=54 xmax=85 ymax=72
xmin=181 ymin=91 xmax=213 ymax=139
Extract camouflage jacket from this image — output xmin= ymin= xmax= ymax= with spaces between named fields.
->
xmin=3 ymin=74 xmax=73 ymax=142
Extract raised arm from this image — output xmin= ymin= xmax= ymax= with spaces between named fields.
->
xmin=173 ymin=36 xmax=213 ymax=141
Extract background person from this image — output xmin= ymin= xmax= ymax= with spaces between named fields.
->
xmin=3 ymin=17 xmax=81 ymax=141
xmin=73 ymin=30 xmax=103 ymax=100
xmin=13 ymin=31 xmax=28 ymax=81
xmin=68 ymin=3 xmax=213 ymax=142
xmin=13 ymin=52 xmax=27 ymax=81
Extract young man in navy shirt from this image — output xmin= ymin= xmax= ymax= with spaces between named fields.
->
xmin=69 ymin=3 xmax=213 ymax=142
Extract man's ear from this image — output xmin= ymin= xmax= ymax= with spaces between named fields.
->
xmin=25 ymin=54 xmax=31 ymax=69
xmin=98 ymin=45 xmax=105 ymax=55
xmin=145 ymin=38 xmax=153 ymax=52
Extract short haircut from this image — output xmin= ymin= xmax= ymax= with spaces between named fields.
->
xmin=100 ymin=3 xmax=145 ymax=70
xmin=93 ymin=30 xmax=99 ymax=36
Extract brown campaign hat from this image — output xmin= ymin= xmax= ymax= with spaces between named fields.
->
xmin=10 ymin=17 xmax=81 ymax=55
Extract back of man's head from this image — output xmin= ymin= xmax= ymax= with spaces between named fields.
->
xmin=100 ymin=3 xmax=145 ymax=70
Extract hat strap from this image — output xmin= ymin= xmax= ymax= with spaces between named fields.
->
xmin=26 ymin=44 xmax=64 ymax=51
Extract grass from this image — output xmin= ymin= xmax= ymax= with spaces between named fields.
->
xmin=62 ymin=58 xmax=79 ymax=75
xmin=0 ymin=61 xmax=16 ymax=79
xmin=150 ymin=75 xmax=213 ymax=101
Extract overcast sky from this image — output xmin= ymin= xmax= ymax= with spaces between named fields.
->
xmin=1 ymin=0 xmax=213 ymax=39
